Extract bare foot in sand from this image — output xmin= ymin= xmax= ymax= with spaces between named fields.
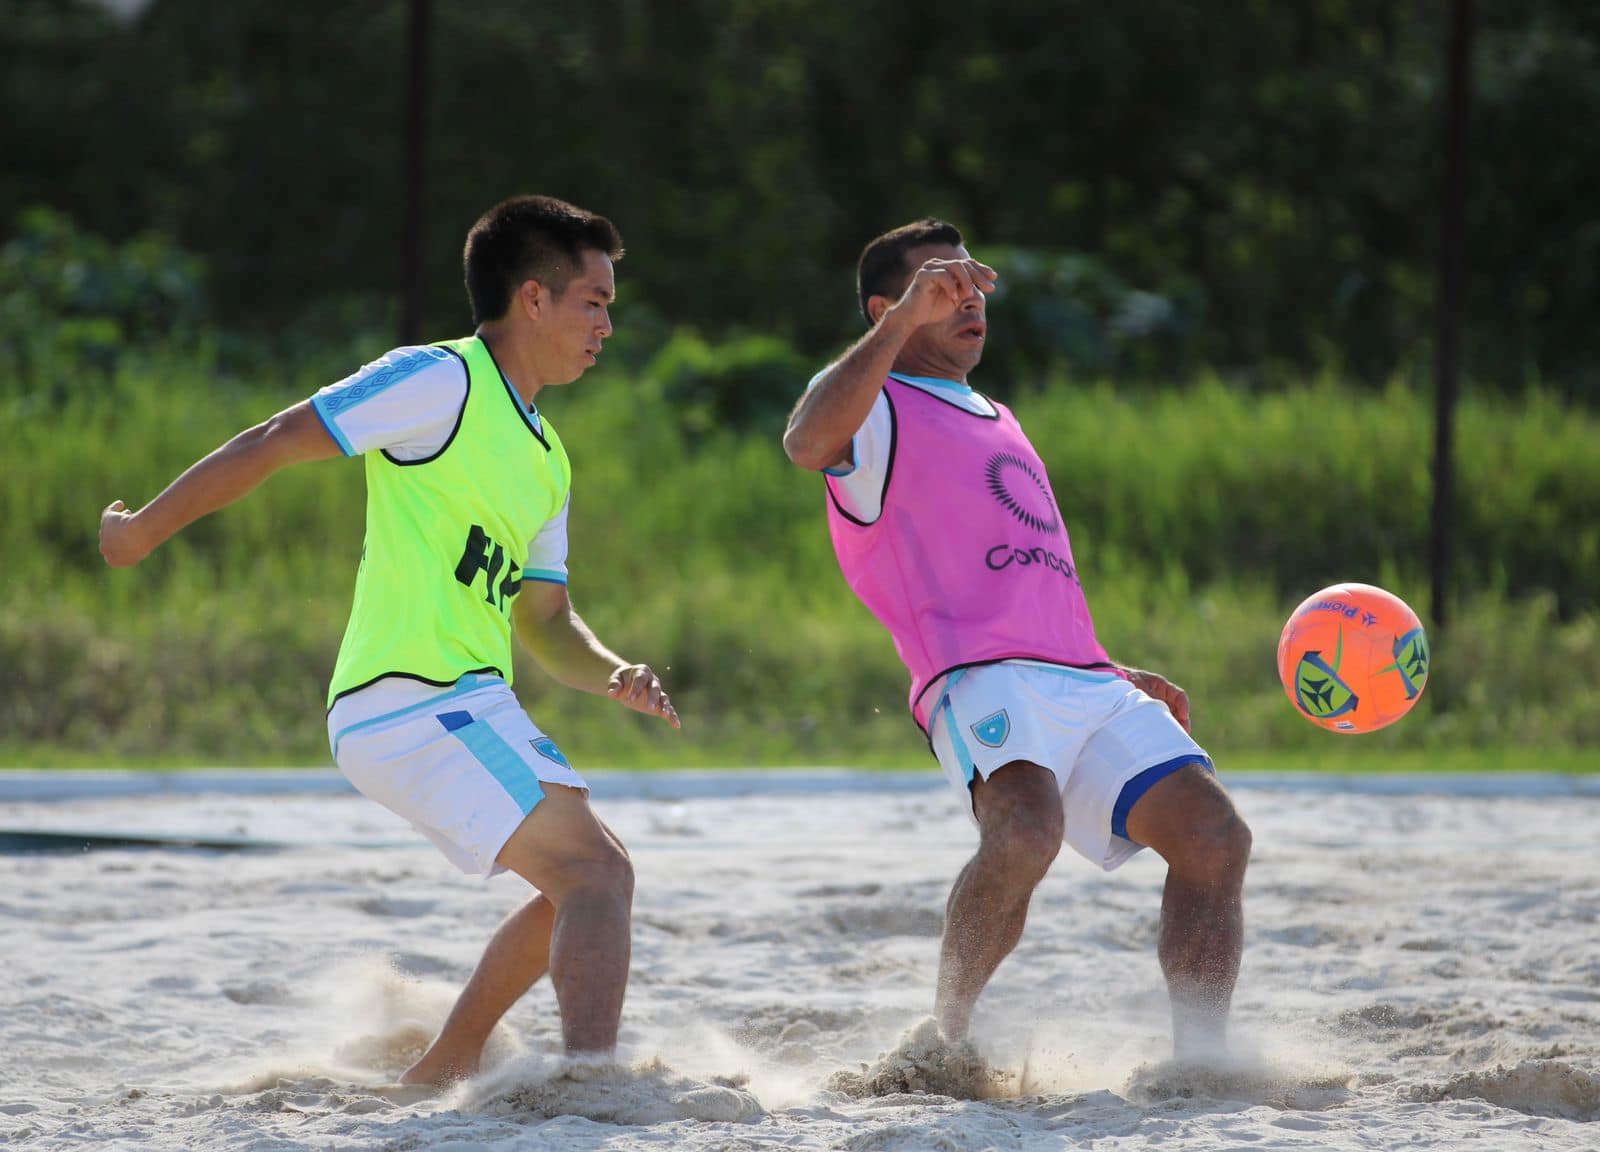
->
xmin=399 ymin=1048 xmax=478 ymax=1087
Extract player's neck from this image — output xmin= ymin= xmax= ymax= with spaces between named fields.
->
xmin=477 ymin=323 xmax=544 ymax=407
xmin=891 ymin=350 xmax=970 ymax=386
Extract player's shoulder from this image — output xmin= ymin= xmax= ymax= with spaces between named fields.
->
xmin=359 ymin=343 xmax=465 ymax=384
xmin=805 ymin=366 xmax=892 ymax=416
xmin=806 ymin=365 xmax=896 ymax=392
xmin=321 ymin=344 xmax=464 ymax=407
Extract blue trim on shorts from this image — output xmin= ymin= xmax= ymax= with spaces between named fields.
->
xmin=1111 ymin=754 xmax=1214 ymax=843
xmin=932 ymin=670 xmax=978 ymax=785
xmin=520 ymin=569 xmax=568 ymax=584
xmin=438 ymin=712 xmax=545 ymax=814
xmin=329 ymin=673 xmax=499 ymax=757
xmin=942 ymin=697 xmax=978 ymax=785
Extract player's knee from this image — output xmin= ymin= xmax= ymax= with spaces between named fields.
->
xmin=1173 ymin=807 xmax=1251 ymax=886
xmin=594 ymin=842 xmax=635 ymax=901
xmin=553 ymin=839 xmax=634 ymax=905
xmin=986 ymin=804 xmax=1063 ymax=881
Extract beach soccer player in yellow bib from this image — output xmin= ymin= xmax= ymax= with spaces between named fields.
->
xmin=99 ymin=195 xmax=678 ymax=1085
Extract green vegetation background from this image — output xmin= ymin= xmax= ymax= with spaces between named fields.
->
xmin=4 ymin=334 xmax=1596 ymax=770
xmin=4 ymin=2 xmax=1598 ymax=770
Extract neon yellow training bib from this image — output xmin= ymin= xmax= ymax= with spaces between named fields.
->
xmin=326 ymin=335 xmax=571 ymax=705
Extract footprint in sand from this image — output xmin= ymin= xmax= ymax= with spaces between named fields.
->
xmin=466 ymin=1055 xmax=764 ymax=1125
xmin=1409 ymin=1059 xmax=1600 ymax=1122
xmin=1122 ymin=1058 xmax=1353 ymax=1111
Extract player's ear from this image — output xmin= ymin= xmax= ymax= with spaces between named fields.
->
xmin=517 ymin=279 xmax=544 ymax=320
xmin=866 ymin=294 xmax=892 ymax=326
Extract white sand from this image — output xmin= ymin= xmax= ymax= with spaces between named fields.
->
xmin=1 ymin=769 xmax=1597 ymax=1150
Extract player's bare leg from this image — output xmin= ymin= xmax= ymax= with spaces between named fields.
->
xmin=400 ymin=894 xmax=555 ymax=1085
xmin=1124 ymin=763 xmax=1251 ymax=1059
xmin=935 ymin=762 xmax=1063 ymax=1040
xmin=400 ymin=789 xmax=633 ymax=1084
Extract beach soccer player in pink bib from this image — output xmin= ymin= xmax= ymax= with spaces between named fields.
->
xmin=783 ymin=219 xmax=1252 ymax=1059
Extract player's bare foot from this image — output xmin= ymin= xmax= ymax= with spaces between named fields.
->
xmin=399 ymin=1050 xmax=477 ymax=1087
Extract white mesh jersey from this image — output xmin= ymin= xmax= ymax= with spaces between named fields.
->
xmin=815 ymin=370 xmax=997 ymax=523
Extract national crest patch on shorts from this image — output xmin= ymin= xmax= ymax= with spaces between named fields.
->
xmin=530 ymin=737 xmax=570 ymax=768
xmin=971 ymin=709 xmax=1011 ymax=748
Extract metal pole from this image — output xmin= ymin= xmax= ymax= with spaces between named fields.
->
xmin=400 ymin=0 xmax=432 ymax=345
xmin=1430 ymin=0 xmax=1472 ymax=630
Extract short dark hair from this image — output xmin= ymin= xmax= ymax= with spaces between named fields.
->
xmin=463 ymin=195 xmax=624 ymax=325
xmin=856 ymin=218 xmax=964 ymax=323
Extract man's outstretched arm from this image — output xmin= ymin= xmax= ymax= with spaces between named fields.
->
xmin=512 ymin=580 xmax=680 ymax=728
xmin=781 ymin=306 xmax=918 ymax=473
xmin=781 ymin=257 xmax=996 ymax=472
xmin=100 ymin=400 xmax=343 ymax=568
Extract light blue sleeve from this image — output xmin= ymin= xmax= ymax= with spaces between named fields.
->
xmin=309 ymin=346 xmax=465 ymax=458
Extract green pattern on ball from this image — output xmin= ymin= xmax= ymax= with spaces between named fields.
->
xmin=1390 ymin=627 xmax=1429 ymax=699
xmin=1295 ymin=648 xmax=1359 ymax=719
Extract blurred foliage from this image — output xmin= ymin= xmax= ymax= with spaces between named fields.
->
xmin=0 ymin=207 xmax=204 ymax=380
xmin=645 ymin=328 xmax=808 ymax=438
xmin=976 ymin=248 xmax=1204 ymax=387
xmin=1 ymin=0 xmax=1597 ymax=395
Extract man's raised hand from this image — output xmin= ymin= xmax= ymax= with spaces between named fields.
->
xmin=893 ymin=258 xmax=998 ymax=328
xmin=1124 ymin=667 xmax=1192 ymax=733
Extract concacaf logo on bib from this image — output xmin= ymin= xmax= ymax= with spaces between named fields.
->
xmin=985 ymin=452 xmax=1060 ymax=533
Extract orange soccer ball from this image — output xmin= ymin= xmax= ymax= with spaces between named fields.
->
xmin=1277 ymin=582 xmax=1431 ymax=734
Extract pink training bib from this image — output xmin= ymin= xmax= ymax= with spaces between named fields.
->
xmin=826 ymin=377 xmax=1115 ymax=730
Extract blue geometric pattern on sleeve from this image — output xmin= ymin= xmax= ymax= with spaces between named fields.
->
xmin=320 ymin=346 xmax=456 ymax=418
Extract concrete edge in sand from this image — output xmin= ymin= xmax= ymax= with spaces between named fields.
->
xmin=0 ymin=767 xmax=1596 ymax=803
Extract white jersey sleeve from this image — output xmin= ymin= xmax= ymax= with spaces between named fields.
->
xmin=310 ymin=345 xmax=468 ymax=462
xmin=522 ymin=493 xmax=570 ymax=586
xmin=808 ymin=365 xmax=892 ymax=522
xmin=816 ymin=371 xmax=997 ymax=523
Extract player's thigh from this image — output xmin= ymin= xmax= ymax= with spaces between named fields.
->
xmin=971 ymin=761 xmax=1065 ymax=847
xmin=496 ymin=784 xmax=632 ymax=901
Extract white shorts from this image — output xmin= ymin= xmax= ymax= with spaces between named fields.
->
xmin=327 ymin=674 xmax=587 ymax=876
xmin=928 ymin=661 xmax=1212 ymax=871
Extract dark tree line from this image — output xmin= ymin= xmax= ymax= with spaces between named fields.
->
xmin=3 ymin=0 xmax=1596 ymax=396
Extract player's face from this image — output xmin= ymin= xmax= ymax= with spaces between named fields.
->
xmin=543 ymin=248 xmax=615 ymax=386
xmin=898 ymin=241 xmax=988 ymax=377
